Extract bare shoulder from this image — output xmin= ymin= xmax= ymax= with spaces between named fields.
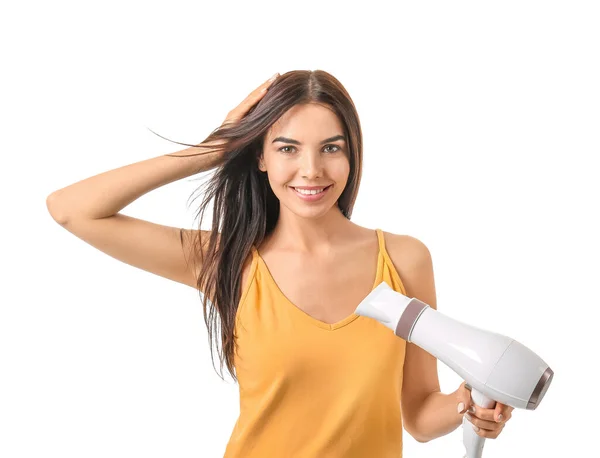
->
xmin=381 ymin=231 xmax=432 ymax=264
xmin=380 ymin=231 xmax=435 ymax=303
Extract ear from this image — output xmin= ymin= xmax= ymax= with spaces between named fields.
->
xmin=258 ymin=155 xmax=267 ymax=172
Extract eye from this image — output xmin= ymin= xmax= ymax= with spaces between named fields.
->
xmin=278 ymin=145 xmax=341 ymax=154
xmin=323 ymin=144 xmax=341 ymax=153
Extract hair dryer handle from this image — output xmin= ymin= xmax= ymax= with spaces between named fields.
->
xmin=463 ymin=387 xmax=496 ymax=458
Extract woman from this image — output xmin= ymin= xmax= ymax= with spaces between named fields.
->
xmin=46 ymin=70 xmax=512 ymax=457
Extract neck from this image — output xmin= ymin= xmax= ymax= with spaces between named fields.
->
xmin=267 ymin=205 xmax=354 ymax=254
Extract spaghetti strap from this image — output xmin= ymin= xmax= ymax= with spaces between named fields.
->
xmin=375 ymin=228 xmax=385 ymax=252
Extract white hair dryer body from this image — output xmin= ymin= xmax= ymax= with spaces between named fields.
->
xmin=354 ymin=281 xmax=553 ymax=458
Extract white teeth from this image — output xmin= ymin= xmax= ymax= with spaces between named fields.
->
xmin=294 ymin=187 xmax=325 ymax=195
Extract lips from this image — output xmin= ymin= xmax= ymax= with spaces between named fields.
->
xmin=291 ymin=185 xmax=332 ymax=192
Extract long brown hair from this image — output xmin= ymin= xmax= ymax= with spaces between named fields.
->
xmin=161 ymin=70 xmax=364 ymax=383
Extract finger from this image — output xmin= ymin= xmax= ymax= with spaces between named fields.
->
xmin=468 ymin=402 xmax=500 ymax=422
xmin=494 ymin=402 xmax=509 ymax=423
xmin=456 ymin=382 xmax=472 ymax=414
xmin=250 ymin=73 xmax=279 ymax=98
xmin=472 ymin=421 xmax=505 ymax=439
xmin=471 ymin=403 xmax=512 ymax=424
xmin=260 ymin=72 xmax=279 ymax=90
xmin=465 ymin=412 xmax=503 ymax=433
xmin=224 ymin=73 xmax=279 ymax=124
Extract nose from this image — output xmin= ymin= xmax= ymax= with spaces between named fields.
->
xmin=300 ymin=151 xmax=324 ymax=179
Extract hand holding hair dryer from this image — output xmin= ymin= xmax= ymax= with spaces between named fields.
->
xmin=354 ymin=281 xmax=553 ymax=458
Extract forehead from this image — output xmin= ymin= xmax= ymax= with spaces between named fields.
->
xmin=266 ymin=103 xmax=344 ymax=140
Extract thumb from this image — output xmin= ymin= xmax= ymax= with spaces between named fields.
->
xmin=456 ymin=381 xmax=472 ymax=414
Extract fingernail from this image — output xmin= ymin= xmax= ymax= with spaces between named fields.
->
xmin=497 ymin=414 xmax=503 ymax=422
xmin=472 ymin=425 xmax=480 ymax=432
xmin=457 ymin=402 xmax=465 ymax=414
xmin=269 ymin=73 xmax=279 ymax=82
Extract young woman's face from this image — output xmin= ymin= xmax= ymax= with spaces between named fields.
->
xmin=259 ymin=103 xmax=350 ymax=218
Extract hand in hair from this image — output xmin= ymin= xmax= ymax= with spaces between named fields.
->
xmin=193 ymin=73 xmax=280 ymax=158
xmin=222 ymin=72 xmax=279 ymax=126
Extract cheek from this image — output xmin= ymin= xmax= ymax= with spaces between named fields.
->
xmin=333 ymin=158 xmax=351 ymax=182
xmin=267 ymin=162 xmax=295 ymax=183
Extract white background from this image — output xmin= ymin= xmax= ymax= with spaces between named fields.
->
xmin=2 ymin=0 xmax=597 ymax=456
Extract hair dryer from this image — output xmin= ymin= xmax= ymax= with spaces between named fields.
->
xmin=354 ymin=281 xmax=553 ymax=458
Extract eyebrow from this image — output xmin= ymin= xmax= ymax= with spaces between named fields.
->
xmin=271 ymin=134 xmax=346 ymax=145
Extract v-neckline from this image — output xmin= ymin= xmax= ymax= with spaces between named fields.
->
xmin=251 ymin=229 xmax=384 ymax=331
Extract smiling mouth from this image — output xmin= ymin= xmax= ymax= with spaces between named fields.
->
xmin=291 ymin=185 xmax=332 ymax=195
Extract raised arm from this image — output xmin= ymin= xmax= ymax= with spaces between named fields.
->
xmin=46 ymin=148 xmax=222 ymax=289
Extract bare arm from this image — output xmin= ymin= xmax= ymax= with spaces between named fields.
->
xmin=386 ymin=234 xmax=461 ymax=442
xmin=46 ymin=74 xmax=278 ymax=289
xmin=45 ymin=146 xmax=223 ymax=289
xmin=46 ymin=146 xmax=221 ymax=224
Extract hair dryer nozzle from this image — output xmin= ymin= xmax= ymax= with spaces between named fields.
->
xmin=355 ymin=281 xmax=418 ymax=334
xmin=528 ymin=366 xmax=554 ymax=410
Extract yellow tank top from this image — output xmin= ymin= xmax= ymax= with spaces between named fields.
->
xmin=223 ymin=229 xmax=408 ymax=458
